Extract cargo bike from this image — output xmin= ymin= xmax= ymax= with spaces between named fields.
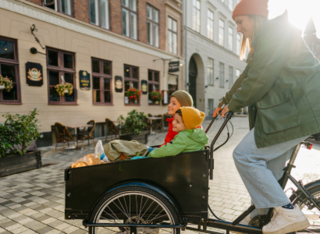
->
xmin=65 ymin=112 xmax=320 ymax=233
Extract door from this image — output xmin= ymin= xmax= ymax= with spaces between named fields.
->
xmin=189 ymin=56 xmax=197 ymax=107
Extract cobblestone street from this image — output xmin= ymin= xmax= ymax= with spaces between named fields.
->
xmin=0 ymin=116 xmax=319 ymax=234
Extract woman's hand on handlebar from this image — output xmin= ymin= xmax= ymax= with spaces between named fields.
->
xmin=213 ymin=106 xmax=222 ymax=117
xmin=220 ymin=105 xmax=230 ymax=118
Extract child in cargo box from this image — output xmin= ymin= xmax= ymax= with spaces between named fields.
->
xmin=132 ymin=107 xmax=208 ymax=159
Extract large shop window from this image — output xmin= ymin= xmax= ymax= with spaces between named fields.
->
xmin=0 ymin=37 xmax=20 ymax=104
xmin=90 ymin=0 xmax=110 ymax=29
xmin=47 ymin=48 xmax=76 ymax=104
xmin=92 ymin=58 xmax=112 ymax=105
xmin=147 ymin=4 xmax=159 ymax=47
xmin=148 ymin=70 xmax=160 ymax=105
xmin=168 ymin=17 xmax=178 ymax=54
xmin=122 ymin=0 xmax=137 ymax=40
xmin=124 ymin=65 xmax=139 ymax=105
xmin=44 ymin=0 xmax=72 ymax=15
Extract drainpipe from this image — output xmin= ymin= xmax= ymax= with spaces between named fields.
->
xmin=182 ymin=0 xmax=188 ymax=91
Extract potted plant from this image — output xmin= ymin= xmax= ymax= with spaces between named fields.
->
xmin=0 ymin=109 xmax=42 ymax=177
xmin=149 ymin=91 xmax=162 ymax=104
xmin=55 ymin=83 xmax=73 ymax=96
xmin=117 ymin=109 xmax=148 ymax=144
xmin=0 ymin=75 xmax=13 ymax=92
xmin=126 ymin=88 xmax=142 ymax=103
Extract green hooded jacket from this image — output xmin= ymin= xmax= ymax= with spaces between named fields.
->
xmin=148 ymin=129 xmax=208 ymax=158
xmin=221 ymin=12 xmax=320 ymax=148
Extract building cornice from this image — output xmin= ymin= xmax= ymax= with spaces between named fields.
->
xmin=0 ymin=0 xmax=183 ymax=60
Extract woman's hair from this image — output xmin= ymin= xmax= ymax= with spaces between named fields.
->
xmin=175 ymin=109 xmax=183 ymax=118
xmin=239 ymin=15 xmax=267 ymax=60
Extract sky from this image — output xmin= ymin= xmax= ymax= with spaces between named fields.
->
xmin=268 ymin=0 xmax=320 ymax=37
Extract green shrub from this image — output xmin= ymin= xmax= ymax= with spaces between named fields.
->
xmin=117 ymin=109 xmax=146 ymax=135
xmin=0 ymin=109 xmax=41 ymax=157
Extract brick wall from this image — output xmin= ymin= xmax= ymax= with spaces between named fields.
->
xmin=109 ymin=0 xmax=122 ymax=34
xmin=26 ymin=0 xmax=41 ymax=5
xmin=74 ymin=0 xmax=89 ymax=23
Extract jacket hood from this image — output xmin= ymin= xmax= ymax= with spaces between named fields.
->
xmin=183 ymin=129 xmax=208 ymax=145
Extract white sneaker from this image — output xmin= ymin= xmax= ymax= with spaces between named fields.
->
xmin=262 ymin=204 xmax=310 ymax=234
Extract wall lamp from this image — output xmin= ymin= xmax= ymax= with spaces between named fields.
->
xmin=30 ymin=47 xmax=46 ymax=55
xmin=226 ymin=80 xmax=229 ymax=82
xmin=215 ymin=77 xmax=219 ymax=80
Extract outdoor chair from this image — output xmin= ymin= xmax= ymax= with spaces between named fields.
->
xmin=65 ymin=126 xmax=79 ymax=150
xmin=151 ymin=114 xmax=164 ymax=134
xmin=54 ymin=122 xmax=67 ymax=152
xmin=77 ymin=120 xmax=96 ymax=148
xmin=143 ymin=117 xmax=151 ymax=135
xmin=105 ymin=118 xmax=120 ymax=142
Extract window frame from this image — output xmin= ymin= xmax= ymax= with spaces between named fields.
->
xmin=207 ymin=58 xmax=214 ymax=86
xmin=236 ymin=33 xmax=241 ymax=55
xmin=228 ymin=66 xmax=233 ymax=88
xmin=219 ymin=62 xmax=224 ymax=88
xmin=124 ymin=64 xmax=140 ymax=106
xmin=121 ymin=0 xmax=138 ymax=40
xmin=146 ymin=4 xmax=159 ymax=47
xmin=43 ymin=0 xmax=73 ymax=16
xmin=207 ymin=9 xmax=214 ymax=40
xmin=192 ymin=0 xmax=201 ymax=33
xmin=91 ymin=57 xmax=113 ymax=106
xmin=228 ymin=26 xmax=233 ymax=51
xmin=228 ymin=0 xmax=234 ymax=11
xmin=167 ymin=17 xmax=178 ymax=54
xmin=46 ymin=47 xmax=77 ymax=105
xmin=148 ymin=69 xmax=160 ymax=105
xmin=89 ymin=0 xmax=110 ymax=30
xmin=219 ymin=19 xmax=225 ymax=46
xmin=0 ymin=36 xmax=21 ymax=104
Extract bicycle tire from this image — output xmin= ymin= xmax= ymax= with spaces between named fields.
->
xmin=88 ymin=185 xmax=181 ymax=234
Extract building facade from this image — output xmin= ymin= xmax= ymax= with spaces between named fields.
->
xmin=0 ymin=0 xmax=183 ymax=146
xmin=184 ymin=0 xmax=246 ymax=117
xmin=304 ymin=18 xmax=320 ymax=60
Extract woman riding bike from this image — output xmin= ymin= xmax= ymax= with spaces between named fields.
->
xmin=214 ymin=0 xmax=320 ymax=233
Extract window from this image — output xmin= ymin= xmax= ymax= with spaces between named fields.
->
xmin=192 ymin=0 xmax=200 ymax=32
xmin=228 ymin=0 xmax=233 ymax=10
xmin=92 ymin=58 xmax=112 ymax=105
xmin=228 ymin=27 xmax=233 ymax=51
xmin=207 ymin=58 xmax=214 ymax=85
xmin=236 ymin=69 xmax=241 ymax=78
xmin=148 ymin=70 xmax=160 ymax=105
xmin=208 ymin=99 xmax=214 ymax=116
xmin=147 ymin=5 xmax=159 ymax=47
xmin=168 ymin=74 xmax=178 ymax=95
xmin=207 ymin=10 xmax=214 ymax=40
xmin=124 ymin=65 xmax=139 ymax=105
xmin=168 ymin=17 xmax=178 ymax=54
xmin=122 ymin=0 xmax=137 ymax=40
xmin=90 ymin=0 xmax=110 ymax=29
xmin=47 ymin=48 xmax=76 ymax=104
xmin=219 ymin=19 xmax=224 ymax=46
xmin=44 ymin=0 xmax=72 ymax=15
xmin=0 ymin=37 xmax=20 ymax=104
xmin=236 ymin=33 xmax=241 ymax=55
xmin=219 ymin=62 xmax=224 ymax=88
xmin=228 ymin=66 xmax=233 ymax=88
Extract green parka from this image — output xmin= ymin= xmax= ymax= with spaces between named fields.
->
xmin=221 ymin=12 xmax=320 ymax=148
xmin=148 ymin=129 xmax=208 ymax=158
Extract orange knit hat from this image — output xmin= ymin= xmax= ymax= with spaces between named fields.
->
xmin=232 ymin=0 xmax=269 ymax=20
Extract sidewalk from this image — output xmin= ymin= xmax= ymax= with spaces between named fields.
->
xmin=0 ymin=116 xmax=319 ymax=234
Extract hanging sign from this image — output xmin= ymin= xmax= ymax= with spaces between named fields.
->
xmin=26 ymin=62 xmax=43 ymax=86
xmin=168 ymin=61 xmax=180 ymax=73
xmin=79 ymin=70 xmax=90 ymax=90
xmin=115 ymin=76 xmax=123 ymax=92
xmin=141 ymin=80 xmax=148 ymax=95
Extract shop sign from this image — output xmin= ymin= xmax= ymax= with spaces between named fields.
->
xmin=168 ymin=61 xmax=179 ymax=73
xmin=79 ymin=70 xmax=90 ymax=90
xmin=141 ymin=80 xmax=147 ymax=95
xmin=26 ymin=62 xmax=43 ymax=86
xmin=115 ymin=76 xmax=123 ymax=92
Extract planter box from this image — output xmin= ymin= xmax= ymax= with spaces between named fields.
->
xmin=0 ymin=151 xmax=42 ymax=177
xmin=119 ymin=134 xmax=148 ymax=144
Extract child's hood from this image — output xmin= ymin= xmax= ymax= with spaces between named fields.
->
xmin=184 ymin=129 xmax=208 ymax=145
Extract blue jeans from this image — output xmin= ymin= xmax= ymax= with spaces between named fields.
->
xmin=233 ymin=128 xmax=308 ymax=216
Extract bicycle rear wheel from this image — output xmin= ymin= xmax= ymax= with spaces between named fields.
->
xmin=291 ymin=184 xmax=320 ymax=232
